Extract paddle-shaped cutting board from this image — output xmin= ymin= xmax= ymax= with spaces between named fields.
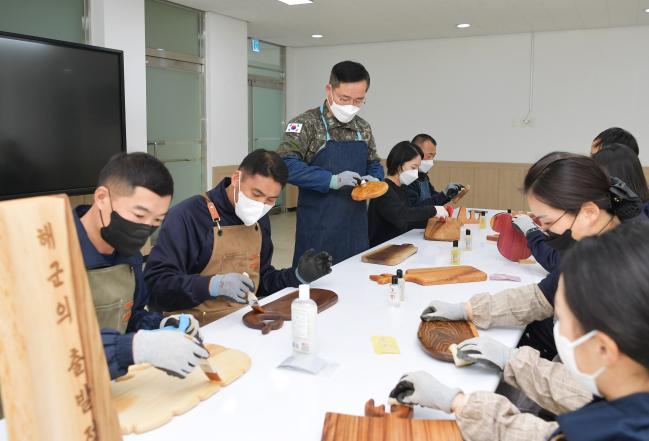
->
xmin=351 ymin=181 xmax=389 ymax=201
xmin=111 ymin=343 xmax=250 ymax=435
xmin=450 ymin=185 xmax=470 ymax=205
xmin=321 ymin=399 xmax=462 ymax=441
xmin=361 ymin=243 xmax=417 ymax=266
xmin=242 ymin=289 xmax=338 ymax=334
xmin=417 ymin=320 xmax=479 ymax=363
xmin=424 ymin=207 xmax=480 ymax=242
xmin=405 ymin=265 xmax=487 ymax=285
xmin=491 ymin=212 xmax=532 ymax=262
xmin=369 ymin=265 xmax=487 ymax=285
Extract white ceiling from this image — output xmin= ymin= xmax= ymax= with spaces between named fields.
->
xmin=176 ymin=0 xmax=649 ymax=47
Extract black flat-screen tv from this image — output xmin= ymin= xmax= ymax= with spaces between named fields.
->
xmin=0 ymin=31 xmax=126 ymax=200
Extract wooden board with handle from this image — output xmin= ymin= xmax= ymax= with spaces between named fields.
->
xmin=351 ymin=181 xmax=389 ymax=201
xmin=361 ymin=243 xmax=417 ymax=266
xmin=242 ymin=289 xmax=338 ymax=334
xmin=417 ymin=320 xmax=479 ymax=362
xmin=405 ymin=265 xmax=487 ymax=285
xmin=0 ymin=195 xmax=122 ymax=441
xmin=369 ymin=265 xmax=487 ymax=286
xmin=424 ymin=207 xmax=480 ymax=242
xmin=321 ymin=399 xmax=462 ymax=441
xmin=111 ymin=343 xmax=250 ymax=434
xmin=450 ymin=185 xmax=470 ymax=205
xmin=491 ymin=212 xmax=532 ymax=261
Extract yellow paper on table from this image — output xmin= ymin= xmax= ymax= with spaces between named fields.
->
xmin=371 ymin=336 xmax=400 ymax=354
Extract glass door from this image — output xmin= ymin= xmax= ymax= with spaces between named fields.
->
xmin=248 ymin=40 xmax=286 ymax=209
xmin=145 ymin=0 xmax=205 ymax=206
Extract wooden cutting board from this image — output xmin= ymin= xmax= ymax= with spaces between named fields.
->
xmin=450 ymin=185 xmax=470 ymax=205
xmin=405 ymin=266 xmax=487 ymax=285
xmin=351 ymin=181 xmax=389 ymax=201
xmin=361 ymin=243 xmax=417 ymax=266
xmin=369 ymin=265 xmax=487 ymax=286
xmin=424 ymin=207 xmax=480 ymax=241
xmin=111 ymin=343 xmax=250 ymax=435
xmin=321 ymin=399 xmax=462 ymax=441
xmin=417 ymin=320 xmax=479 ymax=362
xmin=490 ymin=210 xmax=528 ymax=229
xmin=242 ymin=289 xmax=338 ymax=334
xmin=491 ymin=212 xmax=532 ymax=261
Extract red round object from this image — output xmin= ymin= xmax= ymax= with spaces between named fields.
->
xmin=492 ymin=213 xmax=532 ymax=261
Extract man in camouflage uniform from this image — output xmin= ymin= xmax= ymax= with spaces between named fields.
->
xmin=278 ymin=61 xmax=384 ymax=266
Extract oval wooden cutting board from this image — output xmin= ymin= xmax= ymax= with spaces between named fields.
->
xmin=417 ymin=320 xmax=479 ymax=362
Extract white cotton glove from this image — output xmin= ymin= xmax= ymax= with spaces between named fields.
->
xmin=209 ymin=273 xmax=255 ymax=303
xmin=133 ymin=329 xmax=209 ymax=378
xmin=455 ymin=335 xmax=518 ymax=371
xmin=390 ymin=371 xmax=461 ymax=413
xmin=159 ymin=314 xmax=202 ymax=340
xmin=512 ymin=214 xmax=540 ymax=237
xmin=360 ymin=175 xmax=379 ymax=183
xmin=434 ymin=206 xmax=449 ymax=219
xmin=420 ymin=300 xmax=467 ymax=321
xmin=329 ymin=171 xmax=362 ymax=190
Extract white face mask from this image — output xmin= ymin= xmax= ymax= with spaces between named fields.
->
xmin=419 ymin=160 xmax=434 ymax=173
xmin=328 ymin=91 xmax=360 ymax=123
xmin=399 ymin=169 xmax=419 ymax=186
xmin=234 ymin=174 xmax=273 ymax=226
xmin=553 ymin=321 xmax=605 ymax=397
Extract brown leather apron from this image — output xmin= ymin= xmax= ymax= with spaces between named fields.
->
xmin=87 ymin=263 xmax=136 ymax=333
xmin=166 ymin=194 xmax=261 ymax=326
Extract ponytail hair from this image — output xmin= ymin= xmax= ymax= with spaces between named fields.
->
xmin=524 ymin=152 xmax=643 ymax=221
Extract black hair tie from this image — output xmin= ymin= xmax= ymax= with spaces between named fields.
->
xmin=609 ymin=177 xmax=643 ymax=221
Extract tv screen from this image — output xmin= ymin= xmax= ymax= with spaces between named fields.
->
xmin=0 ymin=31 xmax=126 ymax=200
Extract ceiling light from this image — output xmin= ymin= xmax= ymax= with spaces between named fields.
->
xmin=456 ymin=23 xmax=471 ymax=29
xmin=277 ymin=0 xmax=313 ymax=5
xmin=645 ymin=8 xmax=649 ymax=13
xmin=311 ymin=34 xmax=323 ymax=38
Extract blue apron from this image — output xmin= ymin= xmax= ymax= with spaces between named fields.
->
xmin=293 ymin=105 xmax=369 ymax=266
xmin=553 ymin=393 xmax=649 ymax=441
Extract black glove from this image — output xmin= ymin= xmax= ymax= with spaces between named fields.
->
xmin=296 ymin=249 xmax=333 ymax=283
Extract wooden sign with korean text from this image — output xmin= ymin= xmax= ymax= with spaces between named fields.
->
xmin=0 ymin=195 xmax=121 ymax=441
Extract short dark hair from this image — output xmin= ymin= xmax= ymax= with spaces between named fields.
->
xmin=562 ymin=221 xmax=649 ymax=370
xmin=593 ymin=127 xmax=639 ymax=155
xmin=239 ymin=149 xmax=288 ymax=187
xmin=411 ymin=133 xmax=437 ymax=147
xmin=524 ymin=152 xmax=611 ymax=214
xmin=593 ymin=144 xmax=649 ymax=202
xmin=329 ymin=61 xmax=370 ymax=91
xmin=98 ymin=152 xmax=173 ymax=197
xmin=386 ymin=141 xmax=422 ymax=176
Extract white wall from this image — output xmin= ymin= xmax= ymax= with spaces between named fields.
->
xmin=90 ymin=0 xmax=147 ymax=152
xmin=287 ymin=26 xmax=649 ymax=165
xmin=204 ymin=12 xmax=248 ymax=187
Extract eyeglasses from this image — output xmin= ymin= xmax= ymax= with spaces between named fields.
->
xmin=332 ymin=92 xmax=366 ymax=107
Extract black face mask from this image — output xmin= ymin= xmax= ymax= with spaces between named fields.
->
xmin=544 ymin=228 xmax=576 ymax=253
xmin=543 ymin=212 xmax=577 ymax=253
xmin=100 ymin=209 xmax=157 ymax=257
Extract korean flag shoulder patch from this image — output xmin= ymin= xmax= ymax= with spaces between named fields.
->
xmin=286 ymin=122 xmax=303 ymax=134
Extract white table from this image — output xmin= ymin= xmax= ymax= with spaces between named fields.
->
xmin=0 ymin=211 xmax=548 ymax=440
